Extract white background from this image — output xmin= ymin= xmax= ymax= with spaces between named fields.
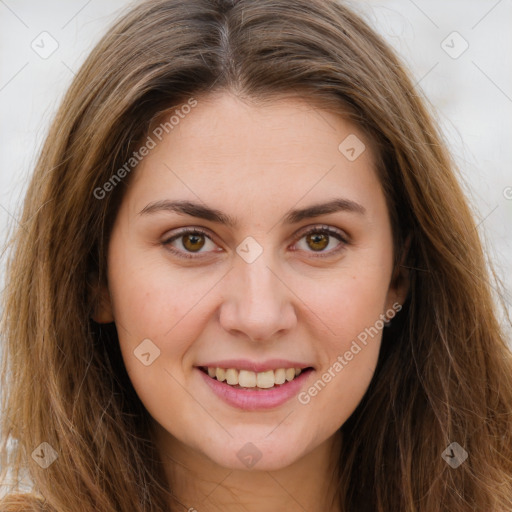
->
xmin=1 ymin=0 xmax=511 ymax=330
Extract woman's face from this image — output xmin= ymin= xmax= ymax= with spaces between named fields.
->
xmin=97 ymin=91 xmax=407 ymax=471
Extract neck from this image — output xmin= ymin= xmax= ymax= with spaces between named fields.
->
xmin=151 ymin=422 xmax=343 ymax=512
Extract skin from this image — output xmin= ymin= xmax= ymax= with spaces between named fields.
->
xmin=94 ymin=91 xmax=408 ymax=511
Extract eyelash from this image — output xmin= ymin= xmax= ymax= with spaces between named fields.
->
xmin=161 ymin=225 xmax=349 ymax=260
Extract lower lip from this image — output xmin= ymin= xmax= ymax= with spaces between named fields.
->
xmin=197 ymin=368 xmax=313 ymax=410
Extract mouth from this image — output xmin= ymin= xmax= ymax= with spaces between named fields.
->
xmin=198 ymin=365 xmax=314 ymax=391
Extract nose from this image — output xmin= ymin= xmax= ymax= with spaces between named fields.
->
xmin=218 ymin=250 xmax=297 ymax=343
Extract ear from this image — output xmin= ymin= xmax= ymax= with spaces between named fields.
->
xmin=88 ymin=270 xmax=115 ymax=324
xmin=386 ymin=234 xmax=411 ymax=309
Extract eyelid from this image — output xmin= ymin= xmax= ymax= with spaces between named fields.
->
xmin=294 ymin=224 xmax=350 ymax=243
xmin=162 ymin=226 xmax=214 ymax=243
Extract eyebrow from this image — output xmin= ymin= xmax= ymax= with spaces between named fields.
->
xmin=138 ymin=198 xmax=366 ymax=226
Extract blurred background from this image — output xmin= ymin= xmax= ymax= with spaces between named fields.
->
xmin=0 ymin=0 xmax=511 ymax=331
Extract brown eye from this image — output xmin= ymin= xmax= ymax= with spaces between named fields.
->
xmin=162 ymin=228 xmax=219 ymax=259
xmin=306 ymin=232 xmax=329 ymax=251
xmin=182 ymin=233 xmax=206 ymax=252
xmin=293 ymin=226 xmax=348 ymax=257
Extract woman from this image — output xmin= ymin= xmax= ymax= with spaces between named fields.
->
xmin=1 ymin=0 xmax=511 ymax=510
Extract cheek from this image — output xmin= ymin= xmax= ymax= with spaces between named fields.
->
xmin=296 ymin=294 xmax=384 ymax=432
xmin=297 ymin=259 xmax=391 ymax=342
xmin=105 ymin=244 xmax=222 ymax=409
xmin=292 ymin=256 xmax=390 ymax=413
xmin=108 ymin=260 xmax=213 ymax=427
xmin=107 ymin=241 xmax=215 ymax=342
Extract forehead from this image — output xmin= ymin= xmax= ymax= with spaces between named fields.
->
xmin=122 ymin=91 xmax=384 ymax=220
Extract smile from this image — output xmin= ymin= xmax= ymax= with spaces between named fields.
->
xmin=199 ymin=366 xmax=309 ymax=389
xmin=197 ymin=364 xmax=315 ymax=410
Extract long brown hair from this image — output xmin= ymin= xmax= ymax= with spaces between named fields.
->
xmin=1 ymin=0 xmax=511 ymax=510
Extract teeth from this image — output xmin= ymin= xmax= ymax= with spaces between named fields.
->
xmin=238 ymin=370 xmax=256 ymax=388
xmin=256 ymin=370 xmax=275 ymax=389
xmin=274 ymin=368 xmax=286 ymax=385
xmin=204 ymin=366 xmax=306 ymax=389
xmin=225 ymin=368 xmax=238 ymax=385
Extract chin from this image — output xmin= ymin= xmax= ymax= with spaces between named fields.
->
xmin=202 ymin=431 xmax=308 ymax=471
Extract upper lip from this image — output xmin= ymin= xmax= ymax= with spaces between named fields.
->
xmin=197 ymin=359 xmax=314 ymax=373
